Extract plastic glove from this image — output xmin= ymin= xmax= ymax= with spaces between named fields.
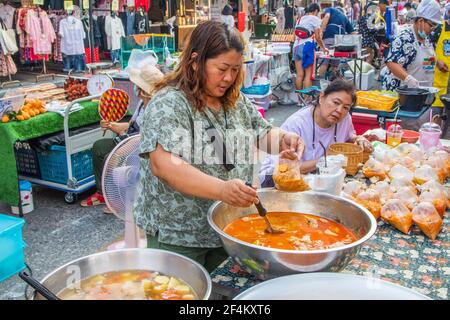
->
xmin=403 ymin=74 xmax=420 ymax=88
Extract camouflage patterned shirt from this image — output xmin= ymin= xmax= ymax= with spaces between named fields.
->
xmin=134 ymin=87 xmax=272 ymax=248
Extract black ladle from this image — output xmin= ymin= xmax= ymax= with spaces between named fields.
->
xmin=245 ymin=182 xmax=283 ymax=234
xmin=19 ymin=271 xmax=60 ymax=300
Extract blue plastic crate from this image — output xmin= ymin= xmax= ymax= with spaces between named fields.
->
xmin=37 ymin=145 xmax=93 ymax=184
xmin=241 ymin=84 xmax=271 ymax=95
xmin=0 ymin=214 xmax=26 ymax=282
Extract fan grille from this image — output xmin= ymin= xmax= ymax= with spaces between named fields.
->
xmin=102 ymin=135 xmax=141 ymax=220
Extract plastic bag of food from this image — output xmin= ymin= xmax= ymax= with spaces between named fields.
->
xmin=384 ymin=148 xmax=402 ymax=168
xmin=273 ymin=159 xmax=310 ymax=192
xmin=395 ymin=143 xmax=421 ymax=156
xmin=412 ymin=202 xmax=442 ymax=240
xmin=392 ymin=156 xmax=417 ymax=172
xmin=388 ymin=164 xmax=414 ymax=182
xmin=420 ymin=180 xmax=450 ymax=200
xmin=381 ymin=199 xmax=413 ymax=234
xmin=391 ymin=186 xmax=419 ymax=210
xmin=413 ymin=164 xmax=440 ymax=185
xmin=424 ymin=155 xmax=447 ymax=183
xmin=434 ymin=150 xmax=450 ymax=177
xmin=354 ymin=189 xmax=382 ymax=219
xmin=390 ymin=177 xmax=417 ymax=194
xmin=419 ymin=188 xmax=447 ymax=217
xmin=342 ymin=180 xmax=366 ymax=199
xmin=372 ymin=141 xmax=392 ymax=163
xmin=362 ymin=157 xmax=387 ymax=181
xmin=369 ymin=180 xmax=394 ymax=204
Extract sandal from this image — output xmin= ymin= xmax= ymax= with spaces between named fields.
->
xmin=103 ymin=206 xmax=114 ymax=215
xmin=80 ymin=192 xmax=105 ymax=207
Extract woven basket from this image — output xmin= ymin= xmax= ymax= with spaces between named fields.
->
xmin=363 ymin=150 xmax=372 ymax=163
xmin=327 ymin=143 xmax=364 ymax=176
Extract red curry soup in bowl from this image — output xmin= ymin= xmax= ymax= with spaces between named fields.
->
xmin=223 ymin=212 xmax=358 ymax=250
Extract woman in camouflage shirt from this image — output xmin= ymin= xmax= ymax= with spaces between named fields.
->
xmin=134 ymin=21 xmax=305 ymax=272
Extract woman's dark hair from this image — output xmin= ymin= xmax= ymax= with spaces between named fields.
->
xmin=320 ymin=79 xmax=357 ymax=106
xmin=222 ymin=4 xmax=233 ymax=16
xmin=404 ymin=3 xmax=412 ymax=9
xmin=153 ymin=21 xmax=245 ymax=111
xmin=305 ymin=3 xmax=320 ymax=14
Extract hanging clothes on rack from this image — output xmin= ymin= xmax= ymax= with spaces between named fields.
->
xmin=134 ymin=6 xmax=148 ymax=34
xmin=105 ymin=14 xmax=125 ymax=64
xmin=134 ymin=0 xmax=149 ymax=12
xmin=59 ymin=15 xmax=86 ymax=72
xmin=148 ymin=0 xmax=164 ymax=23
xmin=26 ymin=9 xmax=56 ymax=56
xmin=82 ymin=15 xmax=101 ymax=64
xmin=49 ymin=10 xmax=67 ymax=62
xmin=0 ymin=3 xmax=16 ymax=29
xmin=120 ymin=6 xmax=136 ymax=36
xmin=0 ymin=16 xmax=17 ymax=77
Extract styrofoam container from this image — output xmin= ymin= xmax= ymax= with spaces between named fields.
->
xmin=344 ymin=69 xmax=375 ymax=90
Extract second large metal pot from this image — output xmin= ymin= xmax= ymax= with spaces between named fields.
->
xmin=33 ymin=248 xmax=212 ymax=300
xmin=207 ymin=190 xmax=377 ymax=280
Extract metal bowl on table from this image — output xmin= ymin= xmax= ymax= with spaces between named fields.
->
xmin=33 ymin=248 xmax=211 ymax=300
xmin=207 ymin=190 xmax=377 ymax=280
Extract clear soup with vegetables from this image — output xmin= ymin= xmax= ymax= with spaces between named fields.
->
xmin=58 ymin=270 xmax=197 ymax=300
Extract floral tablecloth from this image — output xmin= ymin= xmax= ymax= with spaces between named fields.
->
xmin=211 ymin=184 xmax=449 ymax=300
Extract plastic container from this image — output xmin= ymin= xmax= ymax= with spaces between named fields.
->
xmin=419 ymin=122 xmax=442 ymax=152
xmin=10 ymin=180 xmax=34 ymax=215
xmin=247 ymin=91 xmax=272 ymax=111
xmin=0 ymin=214 xmax=26 ymax=282
xmin=241 ymin=84 xmax=271 ymax=95
xmin=396 ymin=87 xmax=428 ymax=112
xmin=37 ymin=145 xmax=93 ymax=184
xmin=356 ymin=91 xmax=398 ymax=111
xmin=401 ymin=130 xmax=420 ymax=144
xmin=14 ymin=141 xmax=41 ymax=179
xmin=386 ymin=124 xmax=403 ymax=147
xmin=352 ymin=112 xmax=379 ymax=135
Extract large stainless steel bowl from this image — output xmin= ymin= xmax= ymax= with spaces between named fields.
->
xmin=207 ymin=190 xmax=377 ymax=280
xmin=34 ymin=248 xmax=211 ymax=300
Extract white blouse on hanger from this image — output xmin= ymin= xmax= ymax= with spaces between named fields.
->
xmin=105 ymin=15 xmax=125 ymax=51
xmin=59 ymin=16 xmax=86 ymax=55
xmin=0 ymin=4 xmax=15 ymax=29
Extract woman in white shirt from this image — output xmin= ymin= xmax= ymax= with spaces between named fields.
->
xmin=293 ymin=3 xmax=327 ymax=90
xmin=221 ymin=4 xmax=235 ymax=30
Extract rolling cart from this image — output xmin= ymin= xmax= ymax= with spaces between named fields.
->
xmin=18 ymin=95 xmax=114 ymax=204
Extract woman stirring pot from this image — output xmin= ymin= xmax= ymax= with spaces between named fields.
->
xmin=134 ymin=21 xmax=305 ymax=272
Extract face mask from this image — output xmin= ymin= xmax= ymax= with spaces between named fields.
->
xmin=418 ymin=30 xmax=427 ymax=39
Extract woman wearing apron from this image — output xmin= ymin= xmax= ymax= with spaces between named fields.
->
xmin=432 ymin=3 xmax=450 ymax=111
xmin=380 ymin=0 xmax=441 ymax=130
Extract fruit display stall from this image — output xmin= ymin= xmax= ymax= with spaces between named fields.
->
xmin=0 ymin=79 xmax=114 ymax=212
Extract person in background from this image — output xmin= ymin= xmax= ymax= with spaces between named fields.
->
xmin=80 ymin=57 xmax=164 ymax=212
xmin=284 ymin=0 xmax=296 ymax=29
xmin=405 ymin=3 xmax=416 ymax=24
xmin=381 ymin=0 xmax=441 ymax=91
xmin=381 ymin=0 xmax=442 ymax=130
xmin=352 ymin=0 xmax=361 ymax=23
xmin=134 ymin=21 xmax=305 ymax=272
xmin=319 ymin=5 xmax=354 ymax=76
xmin=259 ymin=79 xmax=373 ymax=187
xmin=221 ymin=4 xmax=235 ymax=30
xmin=358 ymin=2 xmax=378 ymax=65
xmin=292 ymin=3 xmax=328 ymax=90
xmin=432 ymin=2 xmax=450 ymax=111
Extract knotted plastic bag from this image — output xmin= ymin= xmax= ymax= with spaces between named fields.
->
xmin=390 ymin=177 xmax=417 ymax=194
xmin=419 ymin=188 xmax=448 ymax=217
xmin=391 ymin=186 xmax=419 ymax=210
xmin=412 ymin=202 xmax=442 ymax=240
xmin=388 ymin=164 xmax=414 ymax=182
xmin=273 ymin=159 xmax=310 ymax=192
xmin=381 ymin=199 xmax=413 ymax=234
xmin=362 ymin=157 xmax=387 ymax=181
xmin=413 ymin=164 xmax=440 ymax=185
xmin=342 ymin=180 xmax=366 ymax=199
xmin=369 ymin=180 xmax=394 ymax=204
xmin=354 ymin=189 xmax=382 ymax=219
